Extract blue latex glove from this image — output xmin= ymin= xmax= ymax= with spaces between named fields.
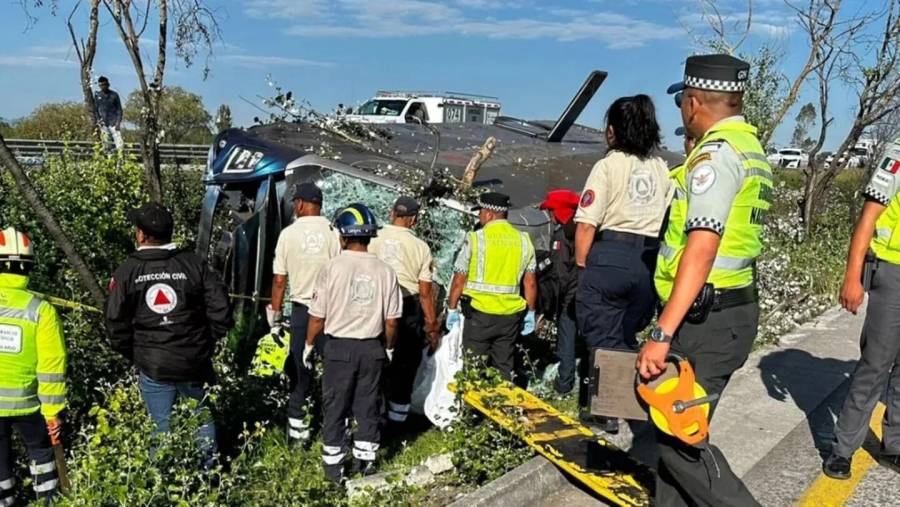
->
xmin=446 ymin=309 xmax=461 ymax=331
xmin=522 ymin=310 xmax=536 ymax=335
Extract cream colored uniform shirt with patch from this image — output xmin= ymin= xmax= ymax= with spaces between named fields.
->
xmin=309 ymin=251 xmax=403 ymax=339
xmin=574 ymin=150 xmax=673 ymax=236
xmin=272 ymin=216 xmax=341 ymax=306
xmin=369 ymin=224 xmax=434 ymax=297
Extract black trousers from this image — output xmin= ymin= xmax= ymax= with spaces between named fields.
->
xmin=655 ymin=302 xmax=760 ymax=507
xmin=387 ymin=295 xmax=425 ymax=423
xmin=462 ymin=307 xmax=524 ymax=381
xmin=321 ymin=338 xmax=386 ymax=481
xmin=0 ymin=412 xmax=58 ymax=501
xmin=286 ymin=303 xmax=328 ymax=441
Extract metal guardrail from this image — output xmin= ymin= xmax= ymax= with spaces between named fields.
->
xmin=4 ymin=139 xmax=209 ymax=163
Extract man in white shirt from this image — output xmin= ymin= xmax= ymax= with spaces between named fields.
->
xmin=269 ymin=182 xmax=340 ymax=447
xmin=369 ymin=196 xmax=439 ymax=426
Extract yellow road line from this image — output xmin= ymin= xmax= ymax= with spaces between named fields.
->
xmin=795 ymin=402 xmax=886 ymax=507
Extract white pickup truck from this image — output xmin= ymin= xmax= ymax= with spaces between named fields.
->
xmin=341 ymin=91 xmax=502 ymax=125
xmin=767 ymin=148 xmax=809 ymax=169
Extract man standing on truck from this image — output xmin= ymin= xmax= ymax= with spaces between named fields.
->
xmin=268 ymin=182 xmax=340 ymax=447
xmin=369 ymin=196 xmax=439 ymax=427
xmin=307 ymin=203 xmax=402 ymax=482
xmin=447 ymin=192 xmax=538 ymax=381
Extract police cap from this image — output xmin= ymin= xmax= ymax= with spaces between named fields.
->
xmin=473 ymin=192 xmax=510 ymax=213
xmin=668 ymin=54 xmax=750 ymax=99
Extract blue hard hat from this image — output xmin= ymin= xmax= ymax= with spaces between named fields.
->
xmin=332 ymin=203 xmax=379 ymax=238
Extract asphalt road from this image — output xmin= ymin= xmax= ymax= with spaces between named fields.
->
xmin=529 ymin=305 xmax=900 ymax=506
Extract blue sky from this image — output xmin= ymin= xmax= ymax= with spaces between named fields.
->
xmin=0 ymin=0 xmax=872 ymax=149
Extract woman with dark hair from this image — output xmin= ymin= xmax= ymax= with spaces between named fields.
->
xmin=572 ymin=94 xmax=672 ymax=432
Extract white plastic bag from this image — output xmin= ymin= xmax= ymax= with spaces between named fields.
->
xmin=409 ymin=318 xmax=464 ymax=428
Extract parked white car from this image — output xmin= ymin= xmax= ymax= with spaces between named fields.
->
xmin=767 ymin=148 xmax=809 ymax=169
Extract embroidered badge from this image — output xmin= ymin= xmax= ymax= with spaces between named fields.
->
xmin=580 ymin=190 xmax=595 ymax=207
xmin=145 ymin=283 xmax=178 ymax=314
xmin=690 ymin=166 xmax=717 ymax=195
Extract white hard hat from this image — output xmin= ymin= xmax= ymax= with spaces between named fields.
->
xmin=0 ymin=227 xmax=35 ymax=264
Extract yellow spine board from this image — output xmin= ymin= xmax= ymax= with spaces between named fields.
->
xmin=452 ymin=382 xmax=651 ymax=507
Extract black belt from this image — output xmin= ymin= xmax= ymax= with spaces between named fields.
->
xmin=597 ymin=230 xmax=660 ymax=249
xmin=712 ymin=285 xmax=757 ymax=311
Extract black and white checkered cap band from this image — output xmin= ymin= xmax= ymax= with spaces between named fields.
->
xmin=684 ymin=75 xmax=746 ymax=92
xmin=478 ymin=202 xmax=508 ymax=212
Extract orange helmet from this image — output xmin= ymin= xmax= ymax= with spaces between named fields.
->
xmin=0 ymin=227 xmax=35 ymax=266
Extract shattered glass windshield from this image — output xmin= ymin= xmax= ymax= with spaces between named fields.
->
xmin=318 ymin=170 xmax=470 ymax=287
xmin=357 ymin=99 xmax=408 ymax=116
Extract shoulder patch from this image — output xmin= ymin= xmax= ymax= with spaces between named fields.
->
xmin=873 ymin=170 xmax=893 ymax=187
xmin=690 ymin=165 xmax=717 ymax=195
xmin=688 ymin=152 xmax=712 ymax=170
xmin=879 ymin=156 xmax=900 ymax=174
xmin=580 ymin=190 xmax=595 ymax=207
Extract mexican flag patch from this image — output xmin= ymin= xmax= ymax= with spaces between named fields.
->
xmin=881 ymin=157 xmax=900 ymax=173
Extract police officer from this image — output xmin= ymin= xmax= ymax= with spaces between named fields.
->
xmin=825 ymin=138 xmax=900 ymax=479
xmin=268 ymin=182 xmax=340 ymax=446
xmin=106 ymin=203 xmax=232 ymax=466
xmin=537 ymin=190 xmax=581 ymax=394
xmin=636 ymin=54 xmax=771 ymax=506
xmin=307 ymin=203 xmax=402 ymax=482
xmin=447 ymin=192 xmax=537 ymax=381
xmin=574 ymin=94 xmax=671 ymax=432
xmin=369 ymin=196 xmax=439 ymax=426
xmin=0 ymin=228 xmax=66 ymax=503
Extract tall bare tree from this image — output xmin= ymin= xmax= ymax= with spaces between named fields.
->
xmin=67 ymin=0 xmax=101 ymax=135
xmin=801 ymin=0 xmax=899 ymax=230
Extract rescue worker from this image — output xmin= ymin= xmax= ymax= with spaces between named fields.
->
xmin=537 ymin=190 xmax=581 ymax=395
xmin=0 ymin=228 xmax=65 ymax=503
xmin=268 ymin=182 xmax=340 ymax=446
xmin=574 ymin=95 xmax=671 ymax=433
xmin=307 ymin=203 xmax=402 ymax=482
xmin=106 ymin=203 xmax=232 ymax=467
xmin=825 ymin=138 xmax=900 ymax=479
xmin=369 ymin=196 xmax=439 ymax=426
xmin=636 ymin=54 xmax=771 ymax=506
xmin=447 ymin=192 xmax=538 ymax=381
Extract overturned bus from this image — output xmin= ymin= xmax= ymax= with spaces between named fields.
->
xmin=195 ymin=71 xmax=680 ymax=319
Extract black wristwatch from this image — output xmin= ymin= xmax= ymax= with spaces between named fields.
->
xmin=650 ymin=326 xmax=673 ymax=343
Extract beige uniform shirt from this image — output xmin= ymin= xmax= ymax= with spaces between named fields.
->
xmin=272 ymin=216 xmax=341 ymax=306
xmin=369 ymin=224 xmax=434 ymax=297
xmin=574 ymin=150 xmax=672 ymax=236
xmin=309 ymin=251 xmax=403 ymax=339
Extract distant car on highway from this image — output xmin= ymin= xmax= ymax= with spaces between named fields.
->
xmin=767 ymin=148 xmax=809 ymax=169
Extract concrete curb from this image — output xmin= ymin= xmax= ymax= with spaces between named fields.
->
xmin=448 ymin=456 xmax=569 ymax=507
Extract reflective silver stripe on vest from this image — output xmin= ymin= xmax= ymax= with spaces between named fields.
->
xmin=877 ymin=228 xmax=891 ymax=238
xmin=38 ymin=394 xmax=66 ymax=405
xmin=37 ymin=373 xmax=65 ymax=383
xmin=673 ymin=188 xmax=687 ymax=200
xmin=474 ymin=230 xmax=486 ymax=283
xmin=0 ymin=386 xmax=37 ymax=397
xmin=738 ymin=151 xmax=769 ymax=163
xmin=745 ymin=167 xmax=773 ymax=182
xmin=465 ymin=281 xmax=519 ymax=294
xmin=0 ymin=398 xmax=40 ymax=410
xmin=657 ymin=243 xmax=752 ymax=270
xmin=516 ymin=233 xmax=529 ymax=281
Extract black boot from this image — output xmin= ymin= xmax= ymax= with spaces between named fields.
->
xmin=879 ymin=451 xmax=900 ymax=474
xmin=823 ymin=453 xmax=851 ymax=480
xmin=579 ymin=412 xmax=619 ymax=435
xmin=349 ymin=459 xmax=377 ymax=477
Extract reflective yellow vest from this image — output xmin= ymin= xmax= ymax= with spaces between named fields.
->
xmin=871 ymin=142 xmax=900 ymax=263
xmin=655 ymin=119 xmax=773 ymax=301
xmin=463 ymin=220 xmax=534 ymax=315
xmin=0 ymin=273 xmax=67 ymax=419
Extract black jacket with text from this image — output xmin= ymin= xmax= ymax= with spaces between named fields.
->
xmin=105 ymin=247 xmax=232 ymax=383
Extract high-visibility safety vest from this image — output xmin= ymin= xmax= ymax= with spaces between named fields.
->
xmin=870 ymin=141 xmax=900 ymax=264
xmin=463 ymin=220 xmax=534 ymax=315
xmin=0 ymin=273 xmax=67 ymax=419
xmin=655 ymin=119 xmax=773 ymax=302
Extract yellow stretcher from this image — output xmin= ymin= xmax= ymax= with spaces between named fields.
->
xmin=451 ymin=382 xmax=652 ymax=506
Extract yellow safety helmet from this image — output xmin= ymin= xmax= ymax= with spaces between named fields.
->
xmin=0 ymin=227 xmax=35 ymax=270
xmin=251 ymin=329 xmax=292 ymax=377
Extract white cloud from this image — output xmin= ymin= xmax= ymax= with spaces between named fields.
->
xmin=0 ymin=55 xmax=76 ymax=68
xmin=244 ymin=0 xmax=329 ymax=19
xmin=279 ymin=0 xmax=682 ymax=48
xmin=219 ymin=54 xmax=333 ymax=68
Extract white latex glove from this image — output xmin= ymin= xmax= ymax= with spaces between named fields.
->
xmin=302 ymin=343 xmax=315 ymax=370
xmin=446 ymin=309 xmax=461 ymax=331
xmin=386 ymin=348 xmax=395 ymax=363
xmin=266 ymin=304 xmax=281 ymax=328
